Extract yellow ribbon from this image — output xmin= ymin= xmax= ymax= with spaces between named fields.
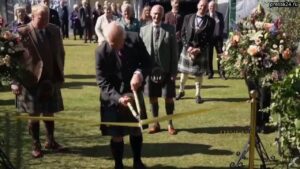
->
xmin=15 ymin=108 xmax=212 ymax=127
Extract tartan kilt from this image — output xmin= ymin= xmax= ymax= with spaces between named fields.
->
xmin=100 ymin=101 xmax=142 ymax=136
xmin=178 ymin=46 xmax=209 ymax=76
xmin=16 ymin=82 xmax=64 ymax=114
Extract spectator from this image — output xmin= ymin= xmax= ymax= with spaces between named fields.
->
xmin=14 ymin=4 xmax=66 ymax=158
xmin=139 ymin=5 xmax=151 ymax=27
xmin=207 ymin=0 xmax=226 ymax=79
xmin=117 ymin=3 xmax=140 ymax=32
xmin=70 ymin=4 xmax=83 ymax=40
xmin=140 ymin=5 xmax=178 ymax=135
xmin=80 ymin=0 xmax=93 ymax=43
xmin=57 ymin=0 xmax=69 ymax=39
xmin=176 ymin=0 xmax=215 ymax=104
xmin=95 ymin=4 xmax=118 ymax=45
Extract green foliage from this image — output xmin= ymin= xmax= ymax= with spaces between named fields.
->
xmin=271 ymin=67 xmax=300 ymax=159
xmin=263 ymin=0 xmax=300 ymax=43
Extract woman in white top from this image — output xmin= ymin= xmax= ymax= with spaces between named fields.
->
xmin=94 ymin=4 xmax=118 ymax=45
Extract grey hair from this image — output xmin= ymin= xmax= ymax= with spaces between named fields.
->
xmin=14 ymin=3 xmax=26 ymax=16
xmin=121 ymin=3 xmax=132 ymax=14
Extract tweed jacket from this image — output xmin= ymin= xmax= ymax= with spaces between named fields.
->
xmin=17 ymin=23 xmax=65 ymax=88
xmin=139 ymin=23 xmax=178 ymax=76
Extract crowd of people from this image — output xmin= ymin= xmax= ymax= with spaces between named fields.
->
xmin=2 ymin=0 xmax=276 ymax=169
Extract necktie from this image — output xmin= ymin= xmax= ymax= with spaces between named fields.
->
xmin=154 ymin=26 xmax=160 ymax=42
xmin=39 ymin=29 xmax=46 ymax=42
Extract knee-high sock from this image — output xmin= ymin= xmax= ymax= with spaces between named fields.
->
xmin=151 ymin=102 xmax=159 ymax=118
xmin=44 ymin=121 xmax=55 ymax=142
xmin=130 ymin=135 xmax=143 ymax=163
xmin=179 ymin=73 xmax=188 ymax=92
xmin=28 ymin=121 xmax=40 ymax=144
xmin=195 ymin=76 xmax=203 ymax=97
xmin=110 ymin=140 xmax=124 ymax=169
xmin=165 ymin=102 xmax=174 ymax=125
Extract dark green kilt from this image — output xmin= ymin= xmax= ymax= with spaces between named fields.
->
xmin=16 ymin=81 xmax=64 ymax=114
xmin=100 ymin=103 xmax=142 ymax=136
xmin=177 ymin=46 xmax=209 ymax=76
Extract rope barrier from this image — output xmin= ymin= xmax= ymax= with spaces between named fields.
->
xmin=15 ymin=108 xmax=213 ymax=127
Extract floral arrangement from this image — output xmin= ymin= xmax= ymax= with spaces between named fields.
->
xmin=221 ymin=4 xmax=297 ymax=86
xmin=270 ymin=66 xmax=300 ymax=165
xmin=0 ymin=28 xmax=24 ymax=86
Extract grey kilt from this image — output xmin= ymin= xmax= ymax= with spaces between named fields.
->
xmin=178 ymin=46 xmax=209 ymax=76
xmin=16 ymin=81 xmax=64 ymax=114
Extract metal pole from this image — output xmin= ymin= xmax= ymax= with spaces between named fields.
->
xmin=249 ymin=90 xmax=257 ymax=169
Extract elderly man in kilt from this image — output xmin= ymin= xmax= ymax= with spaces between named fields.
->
xmin=11 ymin=5 xmax=65 ymax=158
xmin=176 ymin=0 xmax=215 ymax=103
xmin=95 ymin=22 xmax=152 ymax=169
xmin=140 ymin=5 xmax=178 ymax=135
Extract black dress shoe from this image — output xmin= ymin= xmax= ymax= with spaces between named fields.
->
xmin=133 ymin=161 xmax=147 ymax=169
xmin=175 ymin=91 xmax=185 ymax=100
xmin=207 ymin=74 xmax=213 ymax=79
xmin=195 ymin=96 xmax=204 ymax=104
xmin=220 ymin=74 xmax=227 ymax=80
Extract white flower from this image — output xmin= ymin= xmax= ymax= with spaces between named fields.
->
xmin=7 ymin=48 xmax=14 ymax=54
xmin=280 ymin=40 xmax=284 ymax=44
xmin=279 ymin=45 xmax=284 ymax=53
xmin=9 ymin=41 xmax=15 ymax=47
xmin=273 ymin=44 xmax=278 ymax=49
xmin=0 ymin=47 xmax=4 ymax=51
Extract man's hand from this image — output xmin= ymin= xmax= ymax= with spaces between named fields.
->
xmin=130 ymin=72 xmax=142 ymax=91
xmin=11 ymin=84 xmax=21 ymax=95
xmin=118 ymin=94 xmax=133 ymax=107
xmin=191 ymin=47 xmax=201 ymax=56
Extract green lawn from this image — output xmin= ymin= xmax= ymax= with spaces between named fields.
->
xmin=0 ymin=39 xmax=284 ymax=169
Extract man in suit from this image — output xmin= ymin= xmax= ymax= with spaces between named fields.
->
xmin=80 ymin=0 xmax=93 ymax=43
xmin=57 ymin=0 xmax=69 ymax=39
xmin=176 ymin=0 xmax=215 ymax=103
xmin=164 ymin=0 xmax=184 ymax=61
xmin=207 ymin=0 xmax=226 ymax=79
xmin=41 ymin=0 xmax=61 ymax=27
xmin=95 ymin=22 xmax=151 ymax=169
xmin=140 ymin=5 xmax=178 ymax=135
xmin=12 ymin=4 xmax=65 ymax=158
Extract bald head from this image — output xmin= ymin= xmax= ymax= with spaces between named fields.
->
xmin=197 ymin=0 xmax=208 ymax=16
xmin=104 ymin=22 xmax=125 ymax=50
xmin=151 ymin=5 xmax=164 ymax=25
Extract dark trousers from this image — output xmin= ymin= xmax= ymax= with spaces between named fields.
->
xmin=83 ymin=24 xmax=92 ymax=43
xmin=61 ymin=20 xmax=69 ymax=38
xmin=245 ymin=77 xmax=271 ymax=127
xmin=208 ymin=36 xmax=224 ymax=76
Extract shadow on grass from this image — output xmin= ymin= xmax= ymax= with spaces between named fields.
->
xmin=175 ymin=85 xmax=229 ymax=89
xmin=137 ymin=165 xmax=231 ymax=169
xmin=63 ymin=142 xmax=233 ymax=158
xmin=204 ymin=97 xmax=249 ymax=102
xmin=177 ymin=126 xmax=249 ymax=134
xmin=62 ymin=81 xmax=97 ymax=89
xmin=65 ymin=74 xmax=96 ymax=79
xmin=0 ymin=99 xmax=15 ymax=106
xmin=175 ymin=97 xmax=248 ymax=102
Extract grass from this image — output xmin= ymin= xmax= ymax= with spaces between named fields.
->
xmin=0 ymin=38 xmax=286 ymax=169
